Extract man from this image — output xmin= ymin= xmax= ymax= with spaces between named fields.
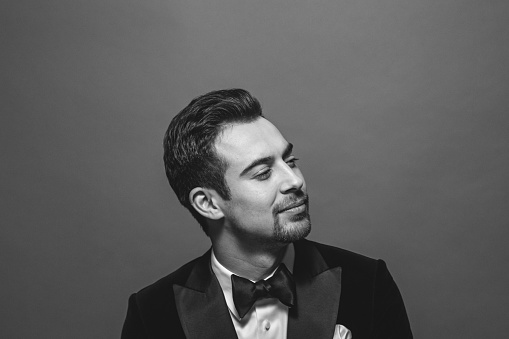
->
xmin=121 ymin=89 xmax=413 ymax=339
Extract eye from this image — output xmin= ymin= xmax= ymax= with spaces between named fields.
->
xmin=286 ymin=156 xmax=299 ymax=168
xmin=255 ymin=168 xmax=272 ymax=181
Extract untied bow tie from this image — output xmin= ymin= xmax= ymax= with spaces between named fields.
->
xmin=231 ymin=263 xmax=296 ymax=319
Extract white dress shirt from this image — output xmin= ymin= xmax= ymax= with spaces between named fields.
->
xmin=211 ymin=244 xmax=295 ymax=339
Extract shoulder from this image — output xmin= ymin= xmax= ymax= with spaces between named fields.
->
xmin=300 ymin=240 xmax=412 ymax=337
xmin=122 ymin=253 xmax=209 ymax=338
xmin=301 ymin=239 xmax=383 ymax=275
xmin=134 ymin=253 xmax=205 ymax=305
xmin=306 ymin=239 xmax=377 ymax=265
xmin=121 ymin=255 xmax=204 ymax=338
xmin=298 ymin=239 xmax=392 ymax=297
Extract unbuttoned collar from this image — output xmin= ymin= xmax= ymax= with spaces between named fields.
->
xmin=210 ymin=244 xmax=295 ymax=320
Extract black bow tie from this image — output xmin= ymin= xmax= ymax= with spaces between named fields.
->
xmin=231 ymin=263 xmax=296 ymax=319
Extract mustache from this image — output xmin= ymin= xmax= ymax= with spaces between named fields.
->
xmin=273 ymin=192 xmax=309 ymax=214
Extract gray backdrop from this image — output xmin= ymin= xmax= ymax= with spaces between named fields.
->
xmin=2 ymin=0 xmax=508 ymax=338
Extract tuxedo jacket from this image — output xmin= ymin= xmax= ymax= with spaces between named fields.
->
xmin=121 ymin=239 xmax=412 ymax=339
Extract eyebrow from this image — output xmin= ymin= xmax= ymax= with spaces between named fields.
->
xmin=239 ymin=143 xmax=294 ymax=177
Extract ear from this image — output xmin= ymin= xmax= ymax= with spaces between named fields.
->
xmin=189 ymin=187 xmax=224 ymax=220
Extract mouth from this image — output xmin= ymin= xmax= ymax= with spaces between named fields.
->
xmin=278 ymin=199 xmax=307 ymax=213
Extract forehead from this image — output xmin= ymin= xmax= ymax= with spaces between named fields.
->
xmin=215 ymin=118 xmax=288 ymax=168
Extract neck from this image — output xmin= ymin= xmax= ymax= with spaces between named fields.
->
xmin=211 ymin=233 xmax=288 ymax=281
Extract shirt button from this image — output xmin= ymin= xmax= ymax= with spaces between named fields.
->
xmin=264 ymin=320 xmax=270 ymax=331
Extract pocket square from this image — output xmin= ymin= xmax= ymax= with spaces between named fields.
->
xmin=332 ymin=324 xmax=352 ymax=339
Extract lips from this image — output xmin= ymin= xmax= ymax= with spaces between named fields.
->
xmin=278 ymin=199 xmax=307 ymax=213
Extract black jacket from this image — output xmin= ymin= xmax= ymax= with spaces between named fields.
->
xmin=122 ymin=239 xmax=412 ymax=339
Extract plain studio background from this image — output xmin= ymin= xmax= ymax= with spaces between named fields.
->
xmin=1 ymin=0 xmax=508 ymax=338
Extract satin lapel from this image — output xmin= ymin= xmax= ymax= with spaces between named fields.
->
xmin=287 ymin=240 xmax=342 ymax=339
xmin=173 ymin=250 xmax=237 ymax=339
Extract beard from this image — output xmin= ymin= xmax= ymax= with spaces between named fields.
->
xmin=272 ymin=193 xmax=311 ymax=243
xmin=224 ymin=191 xmax=311 ymax=246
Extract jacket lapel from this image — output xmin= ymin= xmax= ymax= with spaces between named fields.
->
xmin=173 ymin=250 xmax=238 ymax=339
xmin=288 ymin=240 xmax=342 ymax=339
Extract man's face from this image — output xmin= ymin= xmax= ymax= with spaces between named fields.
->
xmin=214 ymin=117 xmax=310 ymax=244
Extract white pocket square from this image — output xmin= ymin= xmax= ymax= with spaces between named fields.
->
xmin=332 ymin=324 xmax=352 ymax=339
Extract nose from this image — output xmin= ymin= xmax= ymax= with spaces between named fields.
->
xmin=279 ymin=164 xmax=304 ymax=194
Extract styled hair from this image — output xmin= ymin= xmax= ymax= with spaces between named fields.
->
xmin=163 ymin=89 xmax=263 ymax=235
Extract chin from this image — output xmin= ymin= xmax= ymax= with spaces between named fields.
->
xmin=274 ymin=213 xmax=311 ymax=243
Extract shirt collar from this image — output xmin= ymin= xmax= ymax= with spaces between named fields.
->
xmin=210 ymin=243 xmax=295 ymax=320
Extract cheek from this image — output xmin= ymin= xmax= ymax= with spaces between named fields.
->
xmin=230 ymin=186 xmax=277 ymax=213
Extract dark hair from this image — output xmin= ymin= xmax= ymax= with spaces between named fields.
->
xmin=163 ymin=89 xmax=263 ymax=235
